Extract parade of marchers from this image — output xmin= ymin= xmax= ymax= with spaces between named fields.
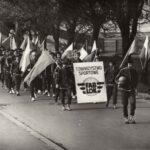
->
xmin=0 ymin=29 xmax=149 ymax=124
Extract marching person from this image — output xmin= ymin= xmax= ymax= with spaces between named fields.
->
xmin=4 ymin=50 xmax=13 ymax=93
xmin=11 ymin=54 xmax=22 ymax=96
xmin=116 ymin=57 xmax=138 ymax=124
xmin=0 ymin=48 xmax=5 ymax=88
xmin=55 ymin=59 xmax=73 ymax=111
xmin=28 ymin=50 xmax=38 ymax=101
xmin=71 ymin=51 xmax=82 ymax=99
xmin=105 ymin=61 xmax=118 ymax=109
xmin=54 ymin=58 xmax=62 ymax=104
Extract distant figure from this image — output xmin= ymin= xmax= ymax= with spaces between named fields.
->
xmin=105 ymin=61 xmax=118 ymax=109
xmin=28 ymin=50 xmax=38 ymax=101
xmin=116 ymin=58 xmax=138 ymax=124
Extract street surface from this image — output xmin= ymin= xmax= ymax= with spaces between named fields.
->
xmin=0 ymin=112 xmax=53 ymax=150
xmin=0 ymin=86 xmax=150 ymax=150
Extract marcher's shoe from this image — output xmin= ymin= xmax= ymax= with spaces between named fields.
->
xmin=38 ymin=90 xmax=42 ymax=94
xmin=16 ymin=91 xmax=20 ymax=96
xmin=66 ymin=105 xmax=71 ymax=111
xmin=11 ymin=89 xmax=15 ymax=94
xmin=31 ymin=97 xmax=35 ymax=102
xmin=62 ymin=106 xmax=66 ymax=111
xmin=129 ymin=116 xmax=136 ymax=124
xmin=47 ymin=93 xmax=51 ymax=97
xmin=124 ymin=117 xmax=129 ymax=124
xmin=72 ymin=95 xmax=76 ymax=99
xmin=113 ymin=105 xmax=117 ymax=109
xmin=9 ymin=90 xmax=12 ymax=94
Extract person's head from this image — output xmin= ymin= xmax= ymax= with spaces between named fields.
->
xmin=30 ymin=50 xmax=37 ymax=60
xmin=13 ymin=50 xmax=18 ymax=56
xmin=5 ymin=50 xmax=9 ymax=56
xmin=127 ymin=56 xmax=133 ymax=67
xmin=77 ymin=51 xmax=80 ymax=58
xmin=108 ymin=61 xmax=113 ymax=67
xmin=62 ymin=59 xmax=68 ymax=67
xmin=15 ymin=55 xmax=20 ymax=62
xmin=0 ymin=46 xmax=4 ymax=51
xmin=56 ymin=52 xmax=61 ymax=59
xmin=95 ymin=55 xmax=99 ymax=62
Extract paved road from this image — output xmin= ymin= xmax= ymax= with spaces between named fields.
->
xmin=0 ymin=87 xmax=150 ymax=150
xmin=0 ymin=112 xmax=53 ymax=150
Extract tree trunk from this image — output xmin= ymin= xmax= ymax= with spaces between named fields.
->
xmin=52 ymin=21 xmax=60 ymax=52
xmin=15 ymin=21 xmax=23 ymax=47
xmin=92 ymin=20 xmax=100 ymax=42
xmin=67 ymin=18 xmax=77 ymax=46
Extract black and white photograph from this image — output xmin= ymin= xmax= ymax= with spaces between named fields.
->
xmin=0 ymin=0 xmax=150 ymax=150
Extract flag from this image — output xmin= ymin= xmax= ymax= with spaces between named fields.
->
xmin=10 ymin=37 xmax=17 ymax=50
xmin=91 ymin=40 xmax=97 ymax=52
xmin=139 ymin=35 xmax=150 ymax=70
xmin=24 ymin=51 xmax=55 ymax=85
xmin=20 ymin=37 xmax=28 ymax=50
xmin=20 ymin=37 xmax=32 ymax=72
xmin=83 ymin=51 xmax=96 ymax=62
xmin=34 ymin=36 xmax=39 ymax=45
xmin=2 ymin=36 xmax=11 ymax=50
xmin=119 ymin=39 xmax=136 ymax=68
xmin=2 ymin=36 xmax=17 ymax=50
xmin=61 ymin=43 xmax=73 ymax=59
xmin=79 ymin=47 xmax=88 ymax=60
xmin=0 ymin=33 xmax=2 ymax=46
xmin=39 ymin=39 xmax=46 ymax=51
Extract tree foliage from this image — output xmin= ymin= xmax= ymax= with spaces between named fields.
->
xmin=0 ymin=0 xmax=146 ymax=53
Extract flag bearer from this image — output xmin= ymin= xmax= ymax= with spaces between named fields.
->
xmin=116 ymin=57 xmax=138 ymax=124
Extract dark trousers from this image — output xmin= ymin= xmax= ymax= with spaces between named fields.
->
xmin=12 ymin=75 xmax=21 ymax=91
xmin=30 ymin=79 xmax=37 ymax=98
xmin=5 ymin=72 xmax=12 ymax=91
xmin=71 ymin=82 xmax=76 ymax=96
xmin=36 ymin=77 xmax=43 ymax=91
xmin=55 ymin=88 xmax=60 ymax=102
xmin=60 ymin=88 xmax=72 ymax=106
xmin=121 ymin=90 xmax=136 ymax=117
xmin=106 ymin=84 xmax=118 ymax=106
xmin=1 ymin=72 xmax=4 ymax=86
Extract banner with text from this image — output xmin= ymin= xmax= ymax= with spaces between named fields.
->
xmin=73 ymin=62 xmax=107 ymax=103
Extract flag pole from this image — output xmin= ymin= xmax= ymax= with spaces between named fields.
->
xmin=119 ymin=50 xmax=130 ymax=69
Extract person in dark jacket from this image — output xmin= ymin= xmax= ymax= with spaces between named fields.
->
xmin=116 ymin=57 xmax=138 ymax=124
xmin=105 ymin=61 xmax=118 ymax=109
xmin=0 ymin=50 xmax=6 ymax=88
xmin=11 ymin=54 xmax=22 ymax=96
xmin=4 ymin=51 xmax=13 ymax=93
xmin=55 ymin=59 xmax=73 ymax=111
xmin=54 ymin=59 xmax=62 ymax=104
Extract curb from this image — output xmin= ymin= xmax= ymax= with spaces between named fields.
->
xmin=0 ymin=108 xmax=67 ymax=150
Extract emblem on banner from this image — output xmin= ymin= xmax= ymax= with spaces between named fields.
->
xmin=77 ymin=77 xmax=104 ymax=96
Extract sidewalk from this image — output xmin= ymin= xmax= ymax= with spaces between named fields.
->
xmin=0 ymin=87 xmax=150 ymax=150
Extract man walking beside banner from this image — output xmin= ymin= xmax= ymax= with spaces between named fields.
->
xmin=116 ymin=57 xmax=138 ymax=124
xmin=105 ymin=61 xmax=118 ymax=109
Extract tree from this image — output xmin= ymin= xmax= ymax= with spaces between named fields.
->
xmin=105 ymin=0 xmax=145 ymax=56
xmin=82 ymin=0 xmax=109 ymax=42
